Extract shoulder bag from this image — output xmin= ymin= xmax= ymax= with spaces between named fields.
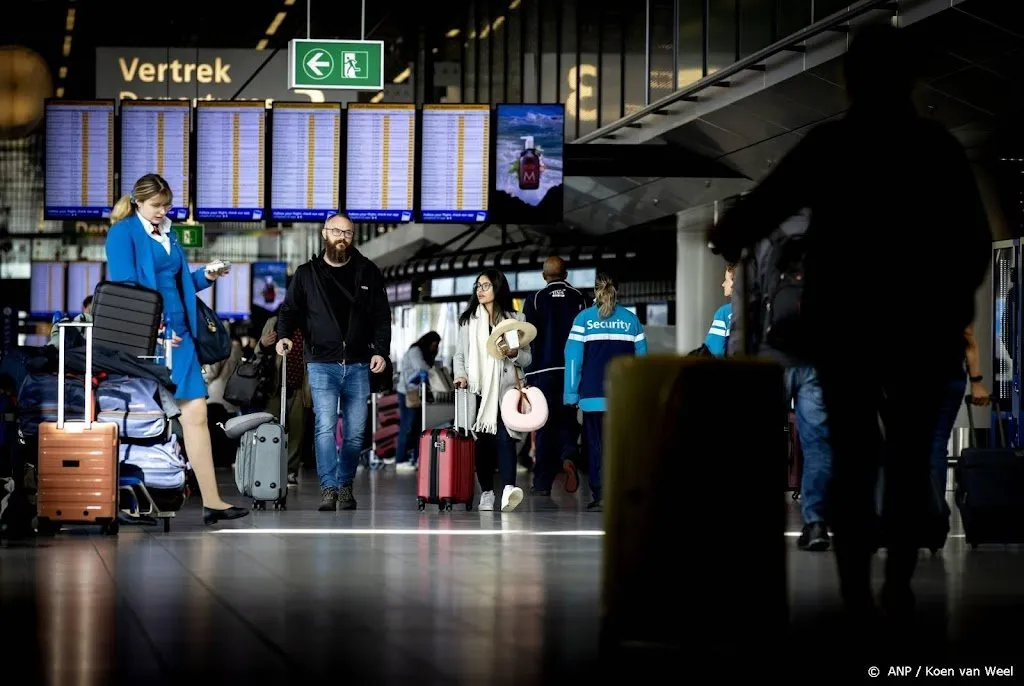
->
xmin=308 ymin=259 xmax=395 ymax=394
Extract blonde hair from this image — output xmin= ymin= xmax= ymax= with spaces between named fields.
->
xmin=594 ymin=272 xmax=618 ymax=319
xmin=110 ymin=173 xmax=172 ymax=224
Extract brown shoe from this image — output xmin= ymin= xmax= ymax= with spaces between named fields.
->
xmin=563 ymin=459 xmax=579 ymax=494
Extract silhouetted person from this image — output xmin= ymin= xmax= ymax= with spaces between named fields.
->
xmin=709 ymin=23 xmax=991 ymax=621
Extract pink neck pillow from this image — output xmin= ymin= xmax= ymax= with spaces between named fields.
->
xmin=500 ymin=386 xmax=549 ymax=434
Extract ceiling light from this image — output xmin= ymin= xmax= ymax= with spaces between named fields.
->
xmin=56 ymin=87 xmax=64 ymax=98
xmin=509 ymin=0 xmax=521 ymax=8
xmin=256 ymin=39 xmax=268 ymax=50
xmin=446 ymin=28 xmax=460 ymax=38
xmin=59 ymin=66 xmax=67 ymax=79
xmin=393 ymin=66 xmax=411 ymax=84
xmin=370 ymin=91 xmax=384 ymax=103
xmin=65 ymin=8 xmax=76 ymax=31
xmin=62 ymin=36 xmax=72 ymax=57
xmin=492 ymin=16 xmax=505 ymax=30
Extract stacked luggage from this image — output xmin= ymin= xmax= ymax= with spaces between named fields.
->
xmin=97 ymin=375 xmax=187 ymax=492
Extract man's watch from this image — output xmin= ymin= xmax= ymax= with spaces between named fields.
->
xmin=969 ymin=375 xmax=983 ymax=383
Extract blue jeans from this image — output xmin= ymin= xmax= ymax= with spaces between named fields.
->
xmin=395 ymin=392 xmax=422 ymax=464
xmin=306 ymin=362 xmax=370 ymax=490
xmin=785 ymin=366 xmax=832 ymax=524
xmin=930 ymin=375 xmax=966 ymax=515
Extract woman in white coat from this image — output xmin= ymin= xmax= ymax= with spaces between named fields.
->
xmin=453 ymin=269 xmax=530 ymax=512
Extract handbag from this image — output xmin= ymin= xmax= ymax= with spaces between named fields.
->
xmin=223 ymin=352 xmax=273 ymax=408
xmin=193 ymin=296 xmax=232 ymax=365
xmin=308 ymin=257 xmax=395 ymax=394
xmin=405 ymin=385 xmax=422 ymax=408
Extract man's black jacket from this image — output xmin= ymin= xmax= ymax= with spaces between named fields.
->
xmin=276 ymin=248 xmax=391 ymax=364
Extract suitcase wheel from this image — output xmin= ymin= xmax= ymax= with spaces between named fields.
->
xmin=101 ymin=518 xmax=119 ymax=536
xmin=35 ymin=517 xmax=58 ymax=536
xmin=416 ymin=497 xmax=426 ymax=511
xmin=252 ymin=500 xmax=266 ymax=511
xmin=273 ymin=498 xmax=287 ymax=511
xmin=465 ymin=502 xmax=473 ymax=512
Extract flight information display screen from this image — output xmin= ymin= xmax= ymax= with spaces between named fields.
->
xmin=120 ymin=101 xmax=191 ymax=221
xmin=345 ymin=103 xmax=415 ymax=223
xmin=44 ymin=100 xmax=115 ymax=219
xmin=419 ymin=104 xmax=490 ymax=223
xmin=195 ymin=102 xmax=265 ymax=221
xmin=67 ymin=262 xmax=104 ymax=315
xmin=30 ymin=262 xmax=66 ymax=318
xmin=214 ymin=262 xmax=252 ymax=318
xmin=270 ymin=103 xmax=341 ymax=221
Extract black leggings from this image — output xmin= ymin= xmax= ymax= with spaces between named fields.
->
xmin=475 ymin=416 xmax=518 ymax=493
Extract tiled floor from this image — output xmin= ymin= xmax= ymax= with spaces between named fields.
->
xmin=3 ymin=468 xmax=1023 ymax=684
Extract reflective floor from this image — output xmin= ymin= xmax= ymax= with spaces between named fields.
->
xmin=3 ymin=467 xmax=1023 ymax=684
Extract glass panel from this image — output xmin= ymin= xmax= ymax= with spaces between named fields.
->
xmin=623 ymin=5 xmax=646 ymax=114
xmin=490 ymin=0 xmax=506 ymax=102
xmin=678 ymin=0 xmax=703 ymax=88
xmin=522 ymin=0 xmax=538 ymax=102
xmin=561 ymin=0 xmax=578 ymax=140
xmin=776 ymin=0 xmax=813 ymax=40
xmin=707 ymin=0 xmax=737 ymax=75
xmin=577 ymin=14 xmax=599 ymax=136
xmin=648 ymin=0 xmax=674 ymax=102
xmin=465 ymin=1 xmax=477 ymax=102
xmin=600 ymin=9 xmax=623 ymax=127
xmin=478 ymin=0 xmax=491 ymax=103
xmin=506 ymin=2 xmax=523 ymax=102
xmin=739 ymin=0 xmax=774 ymax=58
xmin=814 ymin=0 xmax=853 ymax=22
xmin=540 ymin=0 xmax=558 ymax=103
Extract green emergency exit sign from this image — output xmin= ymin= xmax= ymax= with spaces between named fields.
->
xmin=288 ymin=39 xmax=385 ymax=91
xmin=172 ymin=224 xmax=205 ymax=249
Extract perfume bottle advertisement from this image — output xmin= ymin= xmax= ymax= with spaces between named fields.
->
xmin=493 ymin=104 xmax=564 ymax=223
xmin=252 ymin=261 xmax=288 ymax=312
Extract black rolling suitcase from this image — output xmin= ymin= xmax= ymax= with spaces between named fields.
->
xmin=91 ymin=282 xmax=164 ymax=358
xmin=956 ymin=397 xmax=1024 ymax=548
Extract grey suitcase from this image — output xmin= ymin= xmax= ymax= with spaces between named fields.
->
xmin=233 ymin=357 xmax=288 ymax=511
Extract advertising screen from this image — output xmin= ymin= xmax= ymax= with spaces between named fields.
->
xmin=252 ymin=261 xmax=288 ymax=312
xmin=45 ymin=100 xmax=115 ymax=219
xmin=120 ymin=100 xmax=191 ymax=220
xmin=492 ymin=104 xmax=564 ymax=224
xmin=195 ymin=102 xmax=266 ymax=221
xmin=214 ymin=262 xmax=252 ymax=318
xmin=270 ymin=103 xmax=341 ymax=221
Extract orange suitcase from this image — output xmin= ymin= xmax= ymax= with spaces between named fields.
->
xmin=36 ymin=321 xmax=120 ymax=535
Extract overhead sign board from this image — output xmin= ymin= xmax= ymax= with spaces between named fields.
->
xmin=288 ymin=39 xmax=384 ymax=91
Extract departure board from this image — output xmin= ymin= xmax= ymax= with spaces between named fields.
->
xmin=195 ymin=102 xmax=265 ymax=221
xmin=30 ymin=262 xmax=66 ymax=318
xmin=345 ymin=103 xmax=415 ymax=223
xmin=270 ymin=103 xmax=341 ymax=221
xmin=214 ymin=262 xmax=252 ymax=318
xmin=67 ymin=262 xmax=104 ymax=315
xmin=44 ymin=100 xmax=115 ymax=219
xmin=120 ymin=101 xmax=191 ymax=221
xmin=189 ymin=264 xmax=215 ymax=309
xmin=419 ymin=104 xmax=490 ymax=223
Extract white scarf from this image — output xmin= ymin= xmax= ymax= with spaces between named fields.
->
xmin=467 ymin=305 xmax=503 ymax=435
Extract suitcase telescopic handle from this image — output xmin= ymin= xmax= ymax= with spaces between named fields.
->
xmin=279 ymin=351 xmax=287 ymax=430
xmin=965 ymin=394 xmax=1007 ymax=449
xmin=57 ymin=321 xmax=93 ymax=430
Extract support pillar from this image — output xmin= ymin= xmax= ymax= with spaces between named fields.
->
xmin=675 ymin=203 xmax=730 ymax=354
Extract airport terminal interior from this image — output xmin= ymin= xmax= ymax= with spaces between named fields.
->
xmin=2 ymin=0 xmax=1024 ymax=682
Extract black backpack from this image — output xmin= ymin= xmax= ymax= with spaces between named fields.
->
xmin=762 ymin=233 xmax=808 ymax=355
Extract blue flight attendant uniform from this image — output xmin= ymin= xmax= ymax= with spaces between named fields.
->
xmin=105 ymin=213 xmax=213 ymax=400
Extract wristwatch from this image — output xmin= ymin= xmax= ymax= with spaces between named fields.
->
xmin=969 ymin=375 xmax=983 ymax=383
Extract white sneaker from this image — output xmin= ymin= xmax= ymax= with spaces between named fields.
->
xmin=478 ymin=491 xmax=495 ymax=511
xmin=501 ymin=485 xmax=524 ymax=512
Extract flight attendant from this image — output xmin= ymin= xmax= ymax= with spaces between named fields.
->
xmin=106 ymin=173 xmax=248 ymax=525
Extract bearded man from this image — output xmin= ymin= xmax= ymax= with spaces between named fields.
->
xmin=276 ymin=213 xmax=392 ymax=511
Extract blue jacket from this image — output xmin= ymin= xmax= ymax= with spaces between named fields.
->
xmin=704 ymin=303 xmax=732 ymax=357
xmin=522 ymin=280 xmax=587 ymax=376
xmin=105 ymin=215 xmax=212 ymax=337
xmin=564 ymin=304 xmax=648 ymax=413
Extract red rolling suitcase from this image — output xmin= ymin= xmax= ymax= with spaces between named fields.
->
xmin=417 ymin=387 xmax=476 ymax=512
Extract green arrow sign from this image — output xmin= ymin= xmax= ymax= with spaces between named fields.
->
xmin=288 ymin=39 xmax=384 ymax=91
xmin=172 ymin=224 xmax=205 ymax=249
